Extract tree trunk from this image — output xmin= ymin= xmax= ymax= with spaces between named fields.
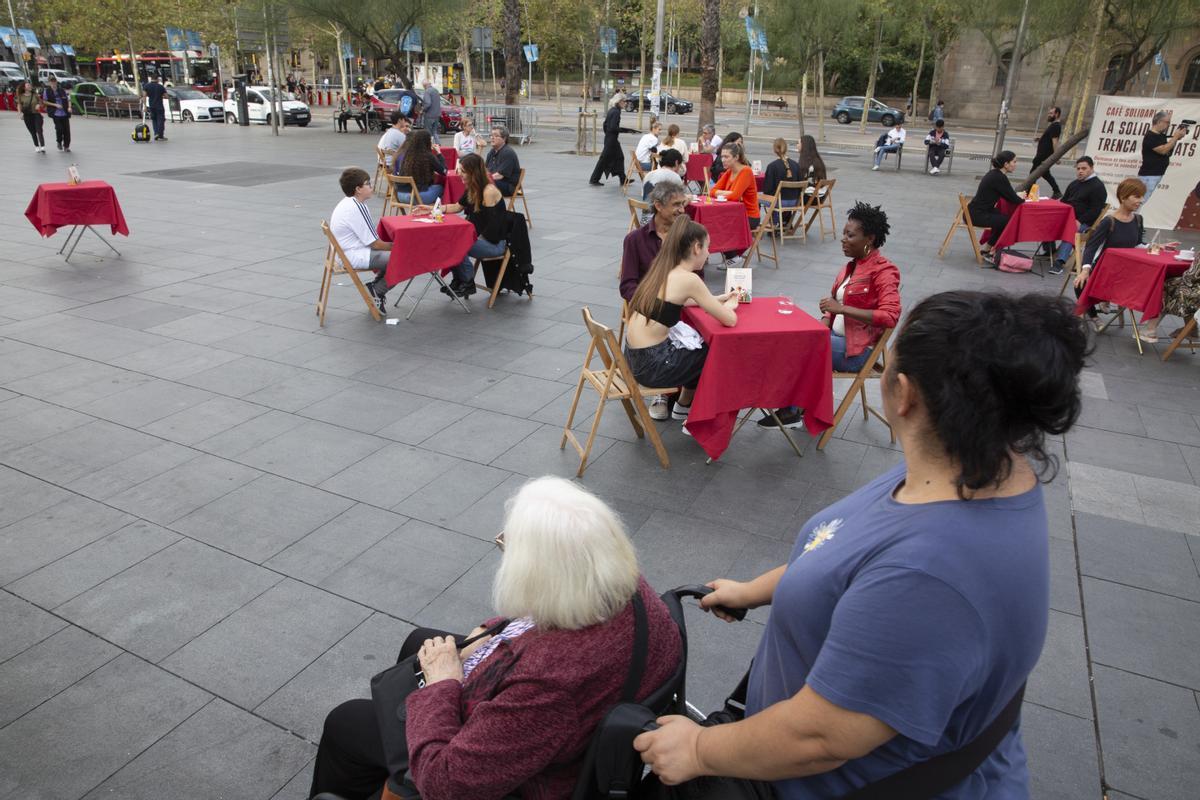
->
xmin=1020 ymin=128 xmax=1090 ymax=191
xmin=717 ymin=41 xmax=724 ymax=107
xmin=859 ymin=15 xmax=883 ymax=134
xmin=698 ymin=0 xmax=720 ymax=137
xmin=911 ymin=25 xmax=926 ymax=121
xmin=542 ymin=63 xmax=549 ymax=100
xmin=459 ymin=30 xmax=474 ymax=105
xmin=334 ymin=26 xmax=348 ymax=98
xmin=1068 ymin=0 xmax=1106 ymax=139
xmin=797 ymin=70 xmax=806 ymax=137
xmin=818 ymin=49 xmax=826 ymax=142
xmin=502 ymin=0 xmax=521 ymax=104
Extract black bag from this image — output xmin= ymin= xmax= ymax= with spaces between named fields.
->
xmin=132 ymin=123 xmax=151 ymax=142
xmin=370 ymin=619 xmax=510 ymax=777
xmin=481 ymin=211 xmax=534 ymax=296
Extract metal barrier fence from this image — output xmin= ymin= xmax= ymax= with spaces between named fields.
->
xmin=474 ymin=103 xmax=538 ymax=145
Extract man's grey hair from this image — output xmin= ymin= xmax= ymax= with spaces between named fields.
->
xmin=702 ymin=123 xmax=715 ymax=134
xmin=1153 ymin=110 xmax=1169 ymax=125
xmin=649 ymin=181 xmax=687 ymax=210
xmin=491 ymin=125 xmax=509 ymax=142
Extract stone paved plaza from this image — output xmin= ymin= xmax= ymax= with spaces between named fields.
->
xmin=1 ymin=110 xmax=1198 ymax=800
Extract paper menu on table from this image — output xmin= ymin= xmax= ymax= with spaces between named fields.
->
xmin=67 ymin=165 xmax=81 ymax=185
xmin=752 ymin=160 xmax=763 ymax=173
xmin=724 ymin=267 xmax=752 ymax=303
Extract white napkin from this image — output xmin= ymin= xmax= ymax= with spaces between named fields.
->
xmin=668 ymin=321 xmax=704 ymax=350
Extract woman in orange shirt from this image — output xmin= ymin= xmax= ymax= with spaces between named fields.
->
xmin=710 ymin=141 xmax=759 ymax=267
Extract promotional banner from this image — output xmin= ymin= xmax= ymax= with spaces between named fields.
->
xmin=1086 ymin=95 xmax=1200 ymax=230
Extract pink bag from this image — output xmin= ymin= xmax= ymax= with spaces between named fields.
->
xmin=997 ymin=251 xmax=1033 ymax=273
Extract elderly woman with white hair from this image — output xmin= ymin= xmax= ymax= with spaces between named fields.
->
xmin=589 ymin=90 xmax=633 ymax=186
xmin=309 ymin=476 xmax=682 ymax=800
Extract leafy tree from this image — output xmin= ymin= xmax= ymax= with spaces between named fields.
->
xmin=290 ymin=0 xmax=429 ymax=83
xmin=1101 ymin=0 xmax=1200 ymax=93
xmin=698 ymin=0 xmax=720 ymax=134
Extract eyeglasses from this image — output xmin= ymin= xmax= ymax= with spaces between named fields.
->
xmin=494 ymin=532 xmax=505 ymax=551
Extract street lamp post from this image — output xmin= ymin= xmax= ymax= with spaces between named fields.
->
xmin=6 ymin=0 xmax=28 ymax=79
xmin=650 ymin=0 xmax=665 ymax=117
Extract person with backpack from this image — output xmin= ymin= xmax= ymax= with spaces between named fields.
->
xmin=41 ymin=76 xmax=71 ymax=152
xmin=635 ymin=290 xmax=1089 ymax=800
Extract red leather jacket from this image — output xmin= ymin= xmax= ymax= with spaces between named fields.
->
xmin=824 ymin=251 xmax=902 ymax=357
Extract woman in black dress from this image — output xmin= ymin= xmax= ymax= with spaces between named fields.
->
xmin=968 ymin=150 xmax=1024 ymax=257
xmin=589 ymin=92 xmax=631 ymax=186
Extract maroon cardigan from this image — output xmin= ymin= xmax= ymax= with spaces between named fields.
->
xmin=406 ymin=577 xmax=682 ymax=800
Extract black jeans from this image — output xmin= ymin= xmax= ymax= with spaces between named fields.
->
xmin=1030 ymin=156 xmax=1060 ymax=195
xmin=972 ymin=209 xmax=1010 ymax=243
xmin=310 ymin=627 xmax=453 ymax=800
xmin=150 ymin=108 xmax=166 ymax=138
xmin=23 ymin=113 xmax=44 ymax=147
xmin=927 ymin=144 xmax=948 ymax=168
xmin=51 ymin=116 xmax=70 ymax=149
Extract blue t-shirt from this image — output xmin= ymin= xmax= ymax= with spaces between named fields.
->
xmin=746 ymin=462 xmax=1048 ymax=799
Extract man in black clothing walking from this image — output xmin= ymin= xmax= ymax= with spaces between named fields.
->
xmin=143 ymin=75 xmax=168 ymax=141
xmin=1030 ymin=106 xmax=1063 ymax=199
xmin=1048 ymin=156 xmax=1108 ymax=275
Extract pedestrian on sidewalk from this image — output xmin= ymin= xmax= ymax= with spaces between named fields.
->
xmin=1030 ymin=107 xmax=1063 ymax=199
xmin=589 ymin=91 xmax=629 ymax=186
xmin=143 ymin=74 xmax=168 ymax=141
xmin=41 ymin=76 xmax=71 ymax=152
xmin=16 ymin=80 xmax=46 ymax=153
xmin=420 ymin=79 xmax=442 ymax=144
xmin=1138 ymin=111 xmax=1189 ymax=202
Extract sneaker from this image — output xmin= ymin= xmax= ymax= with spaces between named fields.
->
xmin=717 ymin=258 xmax=738 ymax=271
xmin=929 ymin=166 xmax=939 ymax=174
xmin=454 ymin=280 xmax=476 ymax=297
xmin=1047 ymin=260 xmax=1065 ymax=276
xmin=756 ymin=408 xmax=804 ymax=429
xmin=366 ymin=281 xmax=387 ymax=317
xmin=670 ymin=401 xmax=691 ymax=420
xmin=56 ymin=143 xmax=63 ymax=150
xmin=680 ymin=423 xmax=692 ymax=438
xmin=63 ymin=147 xmax=70 ymax=152
xmin=871 ymin=165 xmax=879 ymax=171
xmin=648 ymin=395 xmax=669 ymax=421
xmin=873 ymin=147 xmax=881 ymax=154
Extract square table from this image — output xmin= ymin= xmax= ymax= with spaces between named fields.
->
xmin=685 ymin=198 xmax=751 ymax=255
xmin=684 ymin=153 xmax=712 ymax=189
xmin=24 ymin=180 xmax=129 ymax=262
xmin=681 ymin=299 xmax=835 ymax=461
xmin=1074 ymin=247 xmax=1191 ymax=356
xmin=991 ymin=198 xmax=1077 ymax=251
xmin=377 ymin=214 xmax=476 ymax=318
xmin=441 ymin=147 xmax=458 ymax=171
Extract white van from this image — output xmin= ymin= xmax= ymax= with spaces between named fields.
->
xmin=223 ymin=86 xmax=311 ymax=126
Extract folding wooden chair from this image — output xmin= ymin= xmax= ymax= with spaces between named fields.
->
xmin=506 ymin=168 xmax=532 ymax=228
xmin=617 ymin=298 xmax=631 ymax=348
xmin=800 ymin=179 xmax=837 ymax=242
xmin=471 ymin=247 xmax=533 ymax=309
xmin=374 ymin=147 xmax=389 ymax=191
xmin=561 ymin=307 xmax=679 ymax=476
xmin=743 ymin=188 xmax=780 ymax=268
xmin=382 ymin=175 xmax=419 ymax=217
xmin=623 ymin=149 xmax=648 ymax=197
xmin=1162 ymin=314 xmax=1199 ymax=362
xmin=317 ymin=221 xmax=383 ymax=325
xmin=627 ymin=198 xmax=650 ymax=232
xmin=937 ymin=193 xmax=983 ymax=265
xmin=817 ymin=327 xmax=894 ymax=450
xmin=1058 ymin=205 xmax=1111 ymax=298
xmin=774 ymin=181 xmax=809 ymax=243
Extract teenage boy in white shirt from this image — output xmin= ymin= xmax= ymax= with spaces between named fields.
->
xmin=330 ymin=167 xmax=392 ymax=316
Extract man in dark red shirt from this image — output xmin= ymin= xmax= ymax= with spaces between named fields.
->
xmin=619 ymin=182 xmax=693 ymax=420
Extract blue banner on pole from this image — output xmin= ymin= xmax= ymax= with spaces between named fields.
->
xmin=186 ymin=30 xmax=203 ymax=50
xmin=744 ymin=17 xmax=767 ymax=54
xmin=668 ymin=50 xmax=678 ymax=68
xmin=342 ymin=43 xmax=353 ymax=60
xmin=599 ymin=27 xmax=617 ymax=55
xmin=402 ymin=27 xmax=422 ymax=52
xmin=523 ymin=43 xmax=539 ymax=63
xmin=0 ymin=27 xmax=12 ymax=47
xmin=165 ymin=26 xmax=186 ymax=50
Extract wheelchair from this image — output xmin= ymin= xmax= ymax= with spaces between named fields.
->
xmin=314 ymin=585 xmax=742 ymax=800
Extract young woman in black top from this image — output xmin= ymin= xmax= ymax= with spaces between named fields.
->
xmin=392 ymin=129 xmax=447 ymax=205
xmin=625 ymin=217 xmax=739 ymax=425
xmin=1074 ymin=177 xmax=1147 ymax=332
xmin=762 ymin=137 xmax=803 ymax=215
xmin=968 ymin=150 xmax=1024 ymax=256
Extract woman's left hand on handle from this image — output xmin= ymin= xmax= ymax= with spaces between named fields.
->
xmin=419 ymin=636 xmax=465 ymax=684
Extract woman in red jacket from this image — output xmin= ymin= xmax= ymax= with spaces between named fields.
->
xmin=309 ymin=477 xmax=682 ymax=800
xmin=761 ymin=201 xmax=902 ymax=429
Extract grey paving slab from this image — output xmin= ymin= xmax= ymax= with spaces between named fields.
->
xmin=0 ymin=590 xmax=67 ymax=662
xmin=0 ymin=465 xmax=73 ymax=529
xmin=420 ymin=407 xmax=542 ymax=463
xmin=0 ymin=495 xmax=135 ymax=584
xmin=105 ymin=452 xmax=262 ymax=525
xmin=263 ymin=503 xmax=408 ymax=585
xmin=141 ymin=395 xmax=269 ymax=445
xmin=1081 ymin=577 xmax=1200 ymax=691
xmin=411 ymin=548 xmax=504 ymax=633
xmin=1047 ymin=535 xmax=1082 ymax=616
xmin=172 ymin=473 xmax=355 ymax=563
xmin=162 ymin=578 xmax=371 ymax=708
xmin=1076 ymin=512 xmax=1200 ymax=602
xmin=1067 ymin=426 xmax=1191 ymax=483
xmin=56 ymin=539 xmax=281 ymax=662
xmin=0 ymin=653 xmax=211 ymax=800
xmin=1092 ymin=665 xmax=1200 ymax=800
xmin=82 ymin=697 xmax=314 ymax=800
xmin=66 ymin=440 xmax=200 ymax=500
xmin=298 ymin=383 xmax=430 ymax=434
xmin=1020 ymin=702 xmax=1102 ymax=800
xmin=234 ymin=418 xmax=386 ymax=485
xmin=0 ymin=625 xmax=120 ymax=727
xmin=1025 ymin=610 xmax=1093 ymax=721
xmin=256 ymin=612 xmax=414 ymax=742
xmin=317 ymin=441 xmax=461 ymax=507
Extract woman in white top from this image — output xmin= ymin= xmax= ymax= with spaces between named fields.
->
xmin=636 ymin=119 xmax=663 ymax=171
xmin=453 ymin=115 xmax=485 ymax=156
xmin=660 ymin=123 xmax=689 ymax=164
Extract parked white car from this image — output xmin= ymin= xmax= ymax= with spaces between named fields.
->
xmin=223 ymin=86 xmax=311 ymax=127
xmin=166 ymin=87 xmax=225 ymax=122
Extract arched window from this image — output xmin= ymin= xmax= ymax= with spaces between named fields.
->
xmin=994 ymin=50 xmax=1013 ymax=88
xmin=1103 ymin=54 xmax=1129 ymax=93
xmin=1183 ymin=51 xmax=1200 ymax=95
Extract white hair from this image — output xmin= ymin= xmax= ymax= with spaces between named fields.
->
xmin=610 ymin=91 xmax=625 ymax=109
xmin=493 ymin=477 xmax=640 ymax=631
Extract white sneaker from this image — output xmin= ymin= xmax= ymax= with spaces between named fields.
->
xmin=930 ymin=166 xmax=939 ymax=174
xmin=872 ymin=165 xmax=879 ymax=171
xmin=671 ymin=401 xmax=691 ymax=420
xmin=648 ymin=395 xmax=669 ymax=421
xmin=681 ymin=423 xmax=693 ymax=438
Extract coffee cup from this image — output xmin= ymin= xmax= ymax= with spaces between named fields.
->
xmin=1180 ymin=249 xmax=1196 ymax=260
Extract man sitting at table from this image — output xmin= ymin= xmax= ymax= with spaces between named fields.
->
xmin=1048 ymin=156 xmax=1108 ymax=276
xmin=642 ymin=148 xmax=685 ymax=200
xmin=486 ymin=125 xmax=521 ymax=196
xmin=378 ymin=111 xmax=410 ymax=167
xmin=330 ymin=167 xmax=392 ymax=317
xmin=620 ymin=182 xmax=692 ymax=421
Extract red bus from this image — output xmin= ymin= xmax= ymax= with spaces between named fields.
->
xmin=94 ymin=51 xmax=219 ymax=94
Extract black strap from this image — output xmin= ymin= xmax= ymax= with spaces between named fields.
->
xmin=841 ymin=683 xmax=1026 ymax=800
xmin=619 ymin=592 xmax=649 ymax=703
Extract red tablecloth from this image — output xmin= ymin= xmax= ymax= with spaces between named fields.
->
xmin=685 ymin=199 xmax=752 ymax=254
xmin=437 ymin=173 xmax=466 ymax=204
xmin=441 ymin=148 xmax=458 ymax=171
xmin=1074 ymin=248 xmax=1190 ymax=322
xmin=684 ymin=153 xmax=712 ymax=183
xmin=991 ymin=198 xmax=1077 ymax=250
xmin=24 ymin=181 xmax=130 ymax=238
xmin=681 ymin=301 xmax=835 ymax=460
xmin=753 ymin=172 xmax=765 ymax=192
xmin=377 ymin=214 xmax=475 ymax=285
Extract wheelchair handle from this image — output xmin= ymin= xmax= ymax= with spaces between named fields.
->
xmin=672 ymin=585 xmax=748 ymax=621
